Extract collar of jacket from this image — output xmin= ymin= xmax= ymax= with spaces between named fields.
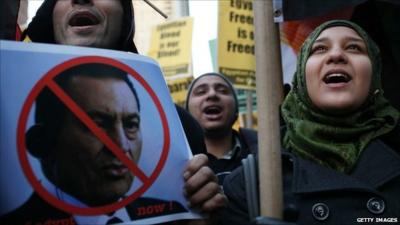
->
xmin=284 ymin=139 xmax=400 ymax=194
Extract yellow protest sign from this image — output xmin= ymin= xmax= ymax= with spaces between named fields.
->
xmin=218 ymin=0 xmax=255 ymax=90
xmin=148 ymin=17 xmax=193 ymax=77
xmin=167 ymin=76 xmax=194 ymax=107
xmin=148 ymin=17 xmax=194 ymax=105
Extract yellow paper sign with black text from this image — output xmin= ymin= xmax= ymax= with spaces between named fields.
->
xmin=218 ymin=0 xmax=255 ymax=90
xmin=148 ymin=17 xmax=194 ymax=105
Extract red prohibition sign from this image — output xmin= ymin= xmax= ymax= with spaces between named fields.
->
xmin=17 ymin=56 xmax=170 ymax=215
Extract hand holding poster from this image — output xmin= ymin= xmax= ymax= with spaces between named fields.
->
xmin=0 ymin=41 xmax=200 ymax=225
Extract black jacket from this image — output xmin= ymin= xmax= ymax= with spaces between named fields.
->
xmin=206 ymin=128 xmax=257 ymax=185
xmin=175 ymin=105 xmax=207 ymax=155
xmin=220 ymin=137 xmax=400 ymax=225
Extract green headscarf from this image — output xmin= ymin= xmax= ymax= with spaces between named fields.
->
xmin=281 ymin=20 xmax=399 ymax=173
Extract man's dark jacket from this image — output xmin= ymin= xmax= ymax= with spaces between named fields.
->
xmin=205 ymin=128 xmax=258 ymax=185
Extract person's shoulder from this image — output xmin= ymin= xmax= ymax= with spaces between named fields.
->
xmin=381 ymin=122 xmax=400 ymax=153
xmin=238 ymin=127 xmax=257 ymax=138
xmin=237 ymin=128 xmax=258 ymax=153
xmin=219 ymin=165 xmax=252 ymax=225
xmin=175 ymin=105 xmax=207 ymax=155
xmin=223 ymin=165 xmax=246 ymax=199
xmin=175 ymin=105 xmax=199 ymax=131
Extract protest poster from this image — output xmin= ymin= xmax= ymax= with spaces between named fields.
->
xmin=0 ymin=40 xmax=200 ymax=225
xmin=147 ymin=17 xmax=194 ymax=106
xmin=218 ymin=0 xmax=255 ymax=90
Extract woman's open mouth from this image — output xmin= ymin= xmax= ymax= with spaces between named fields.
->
xmin=323 ymin=73 xmax=351 ymax=84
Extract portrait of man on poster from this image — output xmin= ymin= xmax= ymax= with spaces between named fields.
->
xmin=1 ymin=62 xmax=187 ymax=225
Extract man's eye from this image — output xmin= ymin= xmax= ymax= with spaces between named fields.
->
xmin=216 ymin=87 xmax=229 ymax=94
xmin=194 ymin=89 xmax=206 ymax=95
xmin=124 ymin=119 xmax=139 ymax=132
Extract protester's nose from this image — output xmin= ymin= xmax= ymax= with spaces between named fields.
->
xmin=327 ymin=47 xmax=348 ymax=64
xmin=72 ymin=0 xmax=92 ymax=5
xmin=206 ymin=88 xmax=218 ymax=100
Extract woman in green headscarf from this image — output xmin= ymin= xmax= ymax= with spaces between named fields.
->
xmin=220 ymin=20 xmax=400 ymax=225
xmin=281 ymin=20 xmax=399 ymax=173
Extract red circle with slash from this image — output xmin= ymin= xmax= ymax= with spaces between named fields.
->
xmin=17 ymin=56 xmax=170 ymax=215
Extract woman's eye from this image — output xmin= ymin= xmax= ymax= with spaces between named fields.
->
xmin=311 ymin=45 xmax=327 ymax=54
xmin=347 ymin=44 xmax=362 ymax=52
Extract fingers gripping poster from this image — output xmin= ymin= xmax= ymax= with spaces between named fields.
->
xmin=0 ymin=41 xmax=200 ymax=225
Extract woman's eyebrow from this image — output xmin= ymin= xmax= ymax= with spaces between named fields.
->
xmin=314 ymin=36 xmax=364 ymax=44
xmin=344 ymin=36 xmax=364 ymax=43
xmin=313 ymin=37 xmax=328 ymax=44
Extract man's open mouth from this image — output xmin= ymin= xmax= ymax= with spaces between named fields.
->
xmin=204 ymin=105 xmax=222 ymax=115
xmin=69 ymin=11 xmax=100 ymax=27
xmin=323 ymin=73 xmax=351 ymax=84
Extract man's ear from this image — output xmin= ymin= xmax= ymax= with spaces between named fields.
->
xmin=26 ymin=124 xmax=50 ymax=159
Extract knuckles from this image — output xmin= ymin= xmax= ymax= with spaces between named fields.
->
xmin=184 ymin=166 xmax=215 ymax=192
xmin=201 ymin=193 xmax=228 ymax=212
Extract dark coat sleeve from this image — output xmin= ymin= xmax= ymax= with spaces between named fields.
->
xmin=238 ymin=128 xmax=258 ymax=154
xmin=175 ymin=105 xmax=207 ymax=155
xmin=382 ymin=122 xmax=400 ymax=152
xmin=0 ymin=0 xmax=19 ymax=40
xmin=218 ymin=166 xmax=251 ymax=225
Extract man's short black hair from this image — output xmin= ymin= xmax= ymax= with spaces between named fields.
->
xmin=34 ymin=63 xmax=140 ymax=133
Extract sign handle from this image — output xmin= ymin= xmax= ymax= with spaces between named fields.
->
xmin=253 ymin=0 xmax=284 ymax=219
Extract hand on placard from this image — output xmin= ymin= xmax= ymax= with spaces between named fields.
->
xmin=183 ymin=154 xmax=227 ymax=213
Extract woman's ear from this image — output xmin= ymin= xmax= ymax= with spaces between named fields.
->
xmin=26 ymin=124 xmax=50 ymax=159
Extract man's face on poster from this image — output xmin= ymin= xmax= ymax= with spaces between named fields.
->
xmin=52 ymin=75 xmax=142 ymax=206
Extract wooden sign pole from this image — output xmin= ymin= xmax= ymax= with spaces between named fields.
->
xmin=253 ymin=0 xmax=284 ymax=219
